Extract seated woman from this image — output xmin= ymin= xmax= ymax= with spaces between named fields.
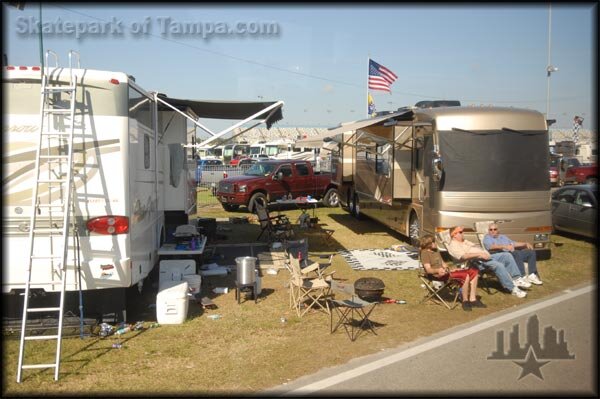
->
xmin=419 ymin=234 xmax=486 ymax=311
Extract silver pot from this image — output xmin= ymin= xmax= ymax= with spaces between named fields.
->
xmin=235 ymin=256 xmax=257 ymax=285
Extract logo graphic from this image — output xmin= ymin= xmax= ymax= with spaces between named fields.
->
xmin=488 ymin=314 xmax=575 ymax=380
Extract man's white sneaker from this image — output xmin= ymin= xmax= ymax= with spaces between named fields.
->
xmin=511 ymin=287 xmax=527 ymax=298
xmin=527 ymin=273 xmax=543 ymax=285
xmin=514 ymin=277 xmax=532 ymax=289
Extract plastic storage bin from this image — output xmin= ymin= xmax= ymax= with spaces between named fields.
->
xmin=159 ymin=259 xmax=196 ymax=287
xmin=156 ymin=280 xmax=189 ymax=325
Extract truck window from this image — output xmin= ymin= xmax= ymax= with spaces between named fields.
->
xmin=296 ymin=163 xmax=309 ymax=176
xmin=278 ymin=165 xmax=293 ymax=177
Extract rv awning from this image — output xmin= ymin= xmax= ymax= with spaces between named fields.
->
xmin=156 ymin=95 xmax=283 ymax=129
xmin=295 ymin=109 xmax=413 ymax=148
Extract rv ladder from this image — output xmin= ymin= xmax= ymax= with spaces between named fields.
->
xmin=16 ymin=50 xmax=81 ymax=384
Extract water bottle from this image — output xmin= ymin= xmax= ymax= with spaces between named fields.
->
xmin=112 ymin=343 xmax=122 ymax=349
xmin=115 ymin=325 xmax=131 ymax=335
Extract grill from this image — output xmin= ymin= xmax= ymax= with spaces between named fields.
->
xmin=219 ymin=182 xmax=234 ymax=193
xmin=354 ymin=277 xmax=385 ymax=302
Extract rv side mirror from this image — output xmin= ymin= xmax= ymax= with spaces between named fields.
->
xmin=432 ymin=156 xmax=443 ymax=182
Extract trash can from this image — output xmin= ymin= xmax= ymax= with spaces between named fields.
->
xmin=197 ymin=217 xmax=217 ymax=241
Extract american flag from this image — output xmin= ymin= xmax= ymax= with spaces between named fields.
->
xmin=368 ymin=59 xmax=398 ymax=93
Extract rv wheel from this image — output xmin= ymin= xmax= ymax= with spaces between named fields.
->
xmin=323 ymin=188 xmax=340 ymax=207
xmin=409 ymin=213 xmax=420 ymax=246
xmin=352 ymin=194 xmax=362 ymax=219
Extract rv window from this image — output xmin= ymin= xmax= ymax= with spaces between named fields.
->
xmin=438 ymin=129 xmax=549 ymax=192
xmin=375 ymin=143 xmax=390 ymax=176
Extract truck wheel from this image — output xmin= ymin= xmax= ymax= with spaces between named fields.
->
xmin=222 ymin=204 xmax=239 ymax=212
xmin=248 ymin=193 xmax=267 ymax=213
xmin=409 ymin=212 xmax=420 ymax=247
xmin=323 ymin=188 xmax=340 ymax=207
xmin=585 ymin=177 xmax=597 ymax=185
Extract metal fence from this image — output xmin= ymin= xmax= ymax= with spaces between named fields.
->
xmin=195 ymin=160 xmax=332 ymax=208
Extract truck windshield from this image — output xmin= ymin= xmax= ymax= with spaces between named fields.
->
xmin=244 ymin=162 xmax=277 ymax=176
xmin=438 ymin=129 xmax=550 ymax=192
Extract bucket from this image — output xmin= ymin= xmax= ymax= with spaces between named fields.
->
xmin=182 ymin=274 xmax=202 ymax=297
xmin=235 ymin=256 xmax=257 ymax=285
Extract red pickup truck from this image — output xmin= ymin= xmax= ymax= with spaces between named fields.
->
xmin=564 ymin=164 xmax=598 ymax=185
xmin=217 ymin=160 xmax=339 ymax=212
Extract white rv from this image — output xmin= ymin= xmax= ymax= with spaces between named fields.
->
xmin=302 ymin=105 xmax=553 ymax=259
xmin=3 ymin=64 xmax=196 ymax=319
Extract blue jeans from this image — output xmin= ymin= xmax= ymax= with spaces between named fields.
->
xmin=476 ymin=252 xmax=522 ymax=291
xmin=511 ymin=249 xmax=538 ymax=276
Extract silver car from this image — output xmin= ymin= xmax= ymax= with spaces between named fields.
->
xmin=551 ymin=184 xmax=598 ymax=239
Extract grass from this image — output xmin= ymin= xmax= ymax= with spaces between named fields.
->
xmin=2 ymin=203 xmax=597 ymax=396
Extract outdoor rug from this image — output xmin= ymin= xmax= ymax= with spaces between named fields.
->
xmin=338 ymin=247 xmax=420 ymax=271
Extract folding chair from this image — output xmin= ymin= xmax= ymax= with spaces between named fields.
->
xmin=287 ymin=254 xmax=331 ymax=317
xmin=417 ymin=262 xmax=461 ymax=310
xmin=328 ymin=279 xmax=379 ymax=341
xmin=285 ymin=238 xmax=335 ymax=278
xmin=255 ymin=203 xmax=294 ymax=242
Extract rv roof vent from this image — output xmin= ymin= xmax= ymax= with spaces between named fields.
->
xmin=414 ymin=100 xmax=461 ymax=109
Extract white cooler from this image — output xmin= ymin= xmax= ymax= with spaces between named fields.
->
xmin=156 ymin=280 xmax=189 ymax=325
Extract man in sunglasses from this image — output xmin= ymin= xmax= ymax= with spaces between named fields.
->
xmin=447 ymin=226 xmax=529 ymax=298
xmin=482 ymin=223 xmax=543 ymax=285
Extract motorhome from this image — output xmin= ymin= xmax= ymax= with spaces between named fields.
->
xmin=3 ymin=55 xmax=284 ymax=322
xmin=310 ymin=105 xmax=553 ymax=258
xmin=3 ymin=61 xmax=198 ymax=320
xmin=223 ymin=143 xmax=250 ymax=164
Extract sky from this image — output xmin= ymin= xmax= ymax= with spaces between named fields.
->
xmin=3 ymin=3 xmax=597 ymax=135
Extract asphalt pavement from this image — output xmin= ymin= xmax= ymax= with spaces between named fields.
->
xmin=265 ymin=283 xmax=596 ymax=396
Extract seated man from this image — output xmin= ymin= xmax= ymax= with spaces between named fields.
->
xmin=482 ymin=223 xmax=543 ymax=285
xmin=446 ymin=226 xmax=529 ymax=298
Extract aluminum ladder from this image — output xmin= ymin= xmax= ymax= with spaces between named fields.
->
xmin=16 ymin=50 xmax=81 ymax=383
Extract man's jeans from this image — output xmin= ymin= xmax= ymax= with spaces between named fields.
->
xmin=476 ymin=252 xmax=522 ymax=291
xmin=511 ymin=249 xmax=538 ymax=276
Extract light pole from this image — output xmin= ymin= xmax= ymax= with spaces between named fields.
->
xmin=546 ymin=5 xmax=558 ymax=119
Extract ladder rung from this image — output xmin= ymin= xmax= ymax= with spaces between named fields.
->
xmin=36 ymin=179 xmax=68 ymax=184
xmin=41 ymin=132 xmax=71 ymax=137
xmin=37 ymin=203 xmax=66 ymax=208
xmin=24 ymin=335 xmax=60 ymax=341
xmin=32 ymin=228 xmax=64 ymax=234
xmin=44 ymin=86 xmax=76 ymax=92
xmin=39 ymin=155 xmax=70 ymax=160
xmin=43 ymin=108 xmax=72 ymax=114
xmin=27 ymin=307 xmax=61 ymax=313
xmin=30 ymin=255 xmax=63 ymax=260
xmin=22 ymin=364 xmax=58 ymax=369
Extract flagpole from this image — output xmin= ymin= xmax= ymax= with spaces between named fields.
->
xmin=366 ymin=55 xmax=370 ymax=118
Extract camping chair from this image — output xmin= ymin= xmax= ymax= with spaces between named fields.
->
xmin=473 ymin=221 xmax=504 ymax=295
xmin=287 ymin=254 xmax=332 ymax=317
xmin=328 ymin=279 xmax=379 ymax=341
xmin=417 ymin=261 xmax=461 ymax=310
xmin=255 ymin=203 xmax=294 ymax=242
xmin=285 ymin=238 xmax=335 ymax=278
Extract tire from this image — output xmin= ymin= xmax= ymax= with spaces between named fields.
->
xmin=248 ymin=192 xmax=267 ymax=214
xmin=323 ymin=188 xmax=340 ymax=208
xmin=585 ymin=177 xmax=597 ymax=185
xmin=558 ymin=178 xmax=565 ymax=187
xmin=351 ymin=194 xmax=362 ymax=219
xmin=409 ymin=212 xmax=420 ymax=247
xmin=222 ymin=203 xmax=239 ymax=212
xmin=345 ymin=189 xmax=354 ymax=213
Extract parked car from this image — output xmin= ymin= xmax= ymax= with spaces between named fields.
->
xmin=564 ymin=163 xmax=598 ymax=185
xmin=238 ymin=157 xmax=257 ymax=166
xmin=196 ymin=158 xmax=224 ymax=185
xmin=549 ymin=154 xmax=581 ymax=187
xmin=551 ymin=184 xmax=597 ymax=239
xmin=250 ymin=154 xmax=270 ymax=160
